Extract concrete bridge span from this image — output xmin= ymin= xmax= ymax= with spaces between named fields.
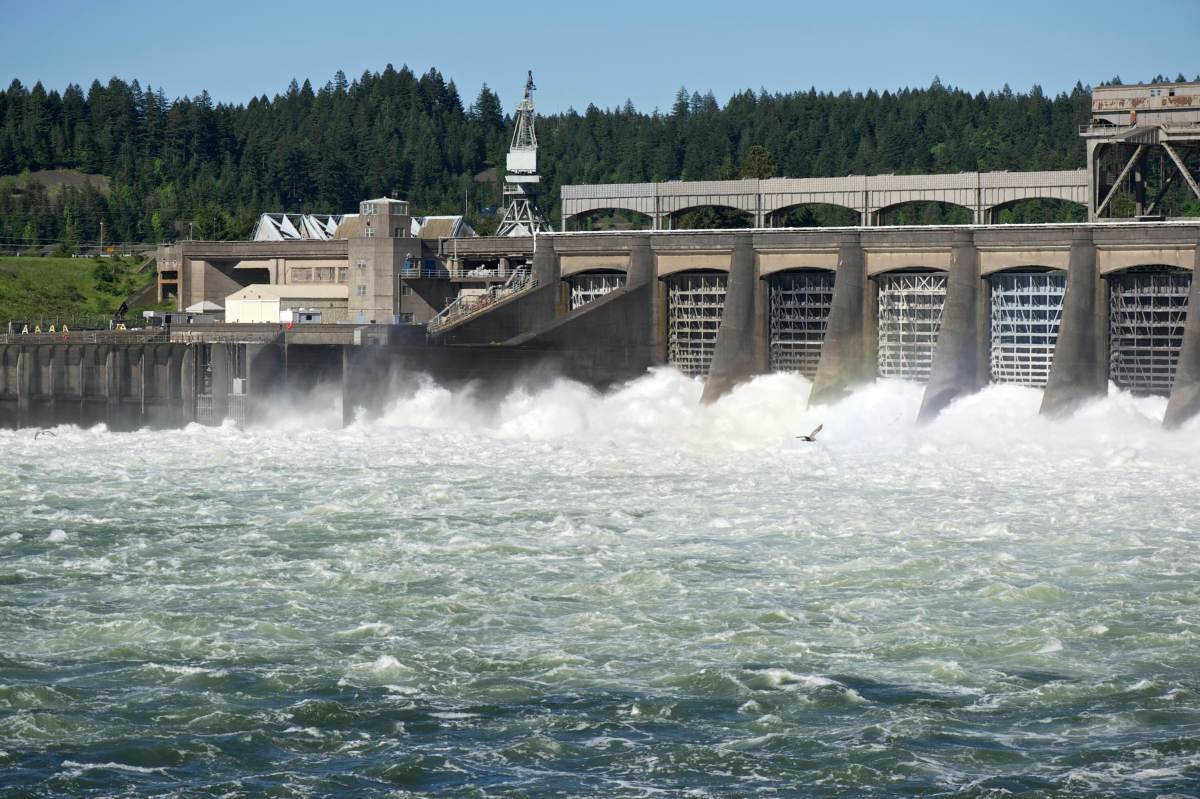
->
xmin=561 ymin=171 xmax=1089 ymax=229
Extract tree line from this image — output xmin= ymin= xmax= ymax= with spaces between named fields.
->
xmin=1 ymin=66 xmax=1196 ymax=250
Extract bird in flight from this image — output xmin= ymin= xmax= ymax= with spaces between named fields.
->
xmin=796 ymin=424 xmax=823 ymax=443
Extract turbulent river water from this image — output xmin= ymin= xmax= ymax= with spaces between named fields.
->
xmin=1 ymin=370 xmax=1199 ymax=797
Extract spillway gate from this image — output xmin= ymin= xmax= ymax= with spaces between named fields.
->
xmin=1108 ymin=269 xmax=1190 ymax=395
xmin=989 ymin=271 xmax=1066 ymax=388
xmin=569 ymin=272 xmax=626 ymax=310
xmin=768 ymin=271 xmax=835 ymax=378
xmin=876 ymin=272 xmax=947 ymax=381
xmin=667 ymin=272 xmax=727 ymax=377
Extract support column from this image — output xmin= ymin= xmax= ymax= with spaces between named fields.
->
xmin=918 ymin=231 xmax=983 ymax=422
xmin=810 ymin=234 xmax=869 ymax=405
xmin=1164 ymin=243 xmax=1200 ymax=429
xmin=180 ymin=346 xmax=196 ymax=424
xmin=210 ymin=343 xmax=230 ymax=423
xmin=341 ymin=345 xmax=388 ymax=427
xmin=246 ymin=341 xmax=285 ymax=425
xmin=103 ymin=347 xmax=121 ymax=427
xmin=701 ymin=233 xmax=760 ymax=404
xmin=1041 ymin=229 xmax=1105 ymax=417
xmin=16 ymin=346 xmax=33 ymax=428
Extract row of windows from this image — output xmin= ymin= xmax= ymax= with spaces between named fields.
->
xmin=290 ymin=267 xmax=348 ymax=283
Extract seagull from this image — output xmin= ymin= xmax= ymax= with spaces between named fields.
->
xmin=34 ymin=431 xmax=56 ymax=440
xmin=796 ymin=424 xmax=823 ymax=442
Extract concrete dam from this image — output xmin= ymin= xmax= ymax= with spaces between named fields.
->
xmin=4 ymin=221 xmax=1200 ymax=431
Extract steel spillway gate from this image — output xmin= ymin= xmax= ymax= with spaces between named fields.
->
xmin=1108 ymin=269 xmax=1191 ymax=396
xmin=569 ymin=272 xmax=626 ymax=310
xmin=876 ymin=272 xmax=947 ymax=381
xmin=667 ymin=272 xmax=727 ymax=377
xmin=989 ymin=271 xmax=1066 ymax=388
xmin=768 ymin=271 xmax=835 ymax=377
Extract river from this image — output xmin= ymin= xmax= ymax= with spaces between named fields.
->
xmin=1 ymin=370 xmax=1198 ymax=796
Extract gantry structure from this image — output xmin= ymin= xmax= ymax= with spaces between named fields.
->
xmin=496 ymin=71 xmax=552 ymax=236
xmin=1083 ymin=81 xmax=1200 ymax=219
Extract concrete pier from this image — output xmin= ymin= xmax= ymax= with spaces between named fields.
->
xmin=701 ymin=233 xmax=760 ymax=403
xmin=809 ymin=234 xmax=868 ymax=405
xmin=918 ymin=232 xmax=983 ymax=422
xmin=1164 ymin=243 xmax=1200 ymax=428
xmin=1040 ymin=229 xmax=1105 ymax=417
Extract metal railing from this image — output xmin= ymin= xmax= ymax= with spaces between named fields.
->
xmin=427 ymin=270 xmax=539 ymax=335
xmin=0 ymin=330 xmax=170 ymax=345
xmin=399 ymin=264 xmax=450 ymax=279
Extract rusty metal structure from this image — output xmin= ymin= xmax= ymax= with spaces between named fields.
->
xmin=1084 ymin=81 xmax=1200 ymax=220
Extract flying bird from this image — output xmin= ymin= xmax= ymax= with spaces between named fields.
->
xmin=796 ymin=424 xmax=823 ymax=443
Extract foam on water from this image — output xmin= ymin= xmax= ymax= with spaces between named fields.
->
xmin=1 ymin=368 xmax=1199 ymax=797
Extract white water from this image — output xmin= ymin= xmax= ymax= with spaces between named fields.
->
xmin=1 ymin=370 xmax=1198 ymax=797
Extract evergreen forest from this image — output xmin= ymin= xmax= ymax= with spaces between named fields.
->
xmin=2 ymin=67 xmax=1198 ymax=251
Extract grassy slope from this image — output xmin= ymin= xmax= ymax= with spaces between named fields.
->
xmin=0 ymin=256 xmax=160 ymax=324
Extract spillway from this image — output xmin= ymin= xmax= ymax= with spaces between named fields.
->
xmin=875 ymin=271 xmax=947 ymax=381
xmin=666 ymin=272 xmax=726 ymax=377
xmin=569 ymin=272 xmax=626 ymax=310
xmin=1108 ymin=268 xmax=1190 ymax=395
xmin=988 ymin=270 xmax=1066 ymax=388
xmin=768 ymin=270 xmax=835 ymax=377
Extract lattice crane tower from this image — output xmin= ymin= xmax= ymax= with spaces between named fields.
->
xmin=496 ymin=71 xmax=552 ymax=236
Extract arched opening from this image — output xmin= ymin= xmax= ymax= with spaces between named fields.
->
xmin=568 ymin=269 xmax=626 ymax=310
xmin=668 ymin=206 xmax=753 ymax=230
xmin=1107 ymin=266 xmax=1191 ymax=395
xmin=665 ymin=270 xmax=727 ymax=377
xmin=875 ymin=201 xmax=972 ymax=226
xmin=771 ymin=203 xmax=860 ymax=228
xmin=767 ymin=269 xmax=835 ymax=377
xmin=874 ymin=268 xmax=948 ymax=381
xmin=989 ymin=198 xmax=1087 ymax=224
xmin=566 ymin=208 xmax=654 ymax=232
xmin=987 ymin=267 xmax=1066 ymax=387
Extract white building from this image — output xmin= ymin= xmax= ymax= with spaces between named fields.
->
xmin=224 ymin=284 xmax=349 ymax=324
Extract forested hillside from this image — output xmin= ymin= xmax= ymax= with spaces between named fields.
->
xmin=0 ymin=67 xmax=1194 ymax=249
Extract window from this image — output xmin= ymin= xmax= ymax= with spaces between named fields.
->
xmin=357 ymin=285 xmax=367 ymax=296
xmin=363 ymin=202 xmax=376 ymax=216
xmin=396 ymin=313 xmax=414 ymax=324
xmin=365 ymin=227 xmax=375 ymax=238
xmin=400 ymin=284 xmax=412 ymax=296
xmin=337 ymin=267 xmax=348 ymax=282
xmin=356 ymin=260 xmax=367 ymax=270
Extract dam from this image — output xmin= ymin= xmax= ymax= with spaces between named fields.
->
xmin=3 ymin=221 xmax=1200 ymax=430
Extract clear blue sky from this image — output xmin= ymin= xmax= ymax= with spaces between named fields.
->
xmin=2 ymin=0 xmax=1197 ymax=115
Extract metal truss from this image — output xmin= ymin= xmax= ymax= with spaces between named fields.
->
xmin=667 ymin=273 xmax=727 ymax=377
xmin=1109 ymin=269 xmax=1191 ymax=395
xmin=876 ymin=272 xmax=947 ymax=381
xmin=768 ymin=271 xmax=835 ymax=378
xmin=569 ymin=273 xmax=626 ymax=310
xmin=989 ymin=271 xmax=1066 ymax=388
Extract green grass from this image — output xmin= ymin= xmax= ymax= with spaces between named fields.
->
xmin=0 ymin=256 xmax=158 ymax=325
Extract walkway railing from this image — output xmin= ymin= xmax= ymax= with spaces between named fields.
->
xmin=427 ymin=270 xmax=539 ymax=335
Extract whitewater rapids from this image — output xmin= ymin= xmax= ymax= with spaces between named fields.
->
xmin=1 ymin=369 xmax=1198 ymax=797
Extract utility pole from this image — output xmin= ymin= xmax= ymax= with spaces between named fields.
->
xmin=99 ymin=221 xmax=104 ymax=255
xmin=188 ymin=221 xmax=195 ymax=241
